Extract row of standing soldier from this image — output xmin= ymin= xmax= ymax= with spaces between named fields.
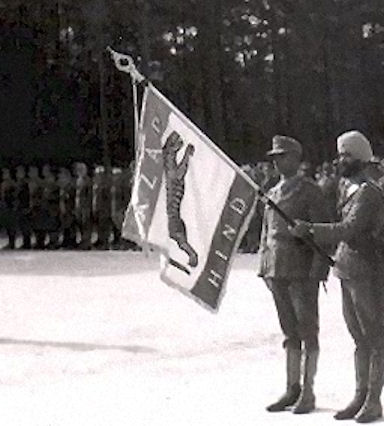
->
xmin=0 ymin=162 xmax=135 ymax=250
xmin=257 ymin=131 xmax=384 ymax=423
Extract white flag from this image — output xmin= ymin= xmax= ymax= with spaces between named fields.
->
xmin=122 ymin=85 xmax=256 ymax=311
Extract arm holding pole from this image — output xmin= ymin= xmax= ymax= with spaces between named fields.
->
xmin=256 ymin=187 xmax=335 ymax=267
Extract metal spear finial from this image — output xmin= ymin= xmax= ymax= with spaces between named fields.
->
xmin=107 ymin=46 xmax=146 ymax=84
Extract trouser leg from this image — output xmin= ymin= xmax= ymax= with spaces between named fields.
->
xmin=267 ymin=278 xmax=302 ymax=350
xmin=19 ymin=211 xmax=32 ymax=248
xmin=78 ymin=219 xmax=92 ymax=249
xmin=35 ymin=231 xmax=46 ymax=249
xmin=289 ymin=280 xmax=320 ymax=414
xmin=335 ymin=283 xmax=370 ymax=420
xmin=336 ymin=280 xmax=384 ymax=423
xmin=265 ymin=279 xmax=302 ymax=412
xmin=334 ymin=347 xmax=369 ymax=420
xmin=269 ymin=279 xmax=319 ymax=415
xmin=6 ymin=229 xmax=16 ymax=249
xmin=265 ymin=278 xmax=319 ymax=413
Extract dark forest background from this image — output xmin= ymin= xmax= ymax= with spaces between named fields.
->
xmin=0 ymin=0 xmax=384 ymax=168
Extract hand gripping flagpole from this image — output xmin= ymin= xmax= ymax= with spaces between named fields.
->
xmin=256 ymin=189 xmax=335 ymax=268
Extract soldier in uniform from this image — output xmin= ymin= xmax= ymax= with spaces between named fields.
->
xmin=110 ymin=167 xmax=125 ymax=249
xmin=41 ymin=164 xmax=61 ymax=249
xmin=58 ymin=167 xmax=77 ymax=249
xmin=28 ymin=166 xmax=45 ymax=249
xmin=73 ymin=162 xmax=93 ymax=250
xmin=92 ymin=165 xmax=112 ymax=249
xmin=257 ymin=135 xmax=330 ymax=414
xmin=291 ymin=131 xmax=384 ymax=423
xmin=14 ymin=165 xmax=32 ymax=249
xmin=0 ymin=168 xmax=17 ymax=249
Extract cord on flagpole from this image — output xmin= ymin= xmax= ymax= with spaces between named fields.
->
xmin=106 ymin=46 xmax=146 ymax=160
xmin=107 ymin=46 xmax=151 ymax=257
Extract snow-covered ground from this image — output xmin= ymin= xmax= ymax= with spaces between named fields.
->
xmin=0 ymin=251 xmax=362 ymax=425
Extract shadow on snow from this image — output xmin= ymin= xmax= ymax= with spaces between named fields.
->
xmin=0 ymin=337 xmax=158 ymax=354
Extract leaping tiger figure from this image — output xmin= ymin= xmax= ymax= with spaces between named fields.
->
xmin=162 ymin=131 xmax=198 ymax=268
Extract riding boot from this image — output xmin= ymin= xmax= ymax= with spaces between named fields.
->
xmin=334 ymin=347 xmax=369 ymax=420
xmin=292 ymin=349 xmax=318 ymax=414
xmin=266 ymin=348 xmax=302 ymax=412
xmin=355 ymin=350 xmax=384 ymax=423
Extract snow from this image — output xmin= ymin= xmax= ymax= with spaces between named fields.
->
xmin=0 ymin=251 xmax=361 ymax=425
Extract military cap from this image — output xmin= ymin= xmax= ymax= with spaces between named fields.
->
xmin=267 ymin=135 xmax=303 ymax=157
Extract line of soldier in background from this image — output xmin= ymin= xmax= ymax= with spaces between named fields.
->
xmin=0 ymin=162 xmax=138 ymax=250
xmin=3 ymin=157 xmax=380 ymax=252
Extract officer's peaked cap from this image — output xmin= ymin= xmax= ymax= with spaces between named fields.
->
xmin=267 ymin=135 xmax=303 ymax=157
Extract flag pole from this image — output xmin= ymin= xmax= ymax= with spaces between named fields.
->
xmin=132 ymin=81 xmax=139 ymax=163
xmin=106 ymin=47 xmax=146 ymax=160
xmin=107 ymin=47 xmax=151 ymax=256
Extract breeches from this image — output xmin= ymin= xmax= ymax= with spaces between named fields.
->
xmin=265 ymin=278 xmax=319 ymax=351
xmin=341 ymin=279 xmax=384 ymax=352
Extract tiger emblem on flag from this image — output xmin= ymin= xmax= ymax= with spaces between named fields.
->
xmin=162 ymin=131 xmax=198 ymax=270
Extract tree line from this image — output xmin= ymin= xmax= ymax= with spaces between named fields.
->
xmin=0 ymin=0 xmax=383 ymax=167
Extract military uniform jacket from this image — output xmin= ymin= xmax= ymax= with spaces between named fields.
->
xmin=15 ymin=178 xmax=30 ymax=211
xmin=92 ymin=175 xmax=112 ymax=219
xmin=312 ymin=173 xmax=384 ymax=281
xmin=59 ymin=181 xmax=76 ymax=217
xmin=257 ymin=175 xmax=330 ymax=280
xmin=75 ymin=176 xmax=92 ymax=220
xmin=1 ymin=178 xmax=16 ymax=209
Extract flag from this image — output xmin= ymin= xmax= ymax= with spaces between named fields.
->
xmin=122 ymin=84 xmax=257 ymax=311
